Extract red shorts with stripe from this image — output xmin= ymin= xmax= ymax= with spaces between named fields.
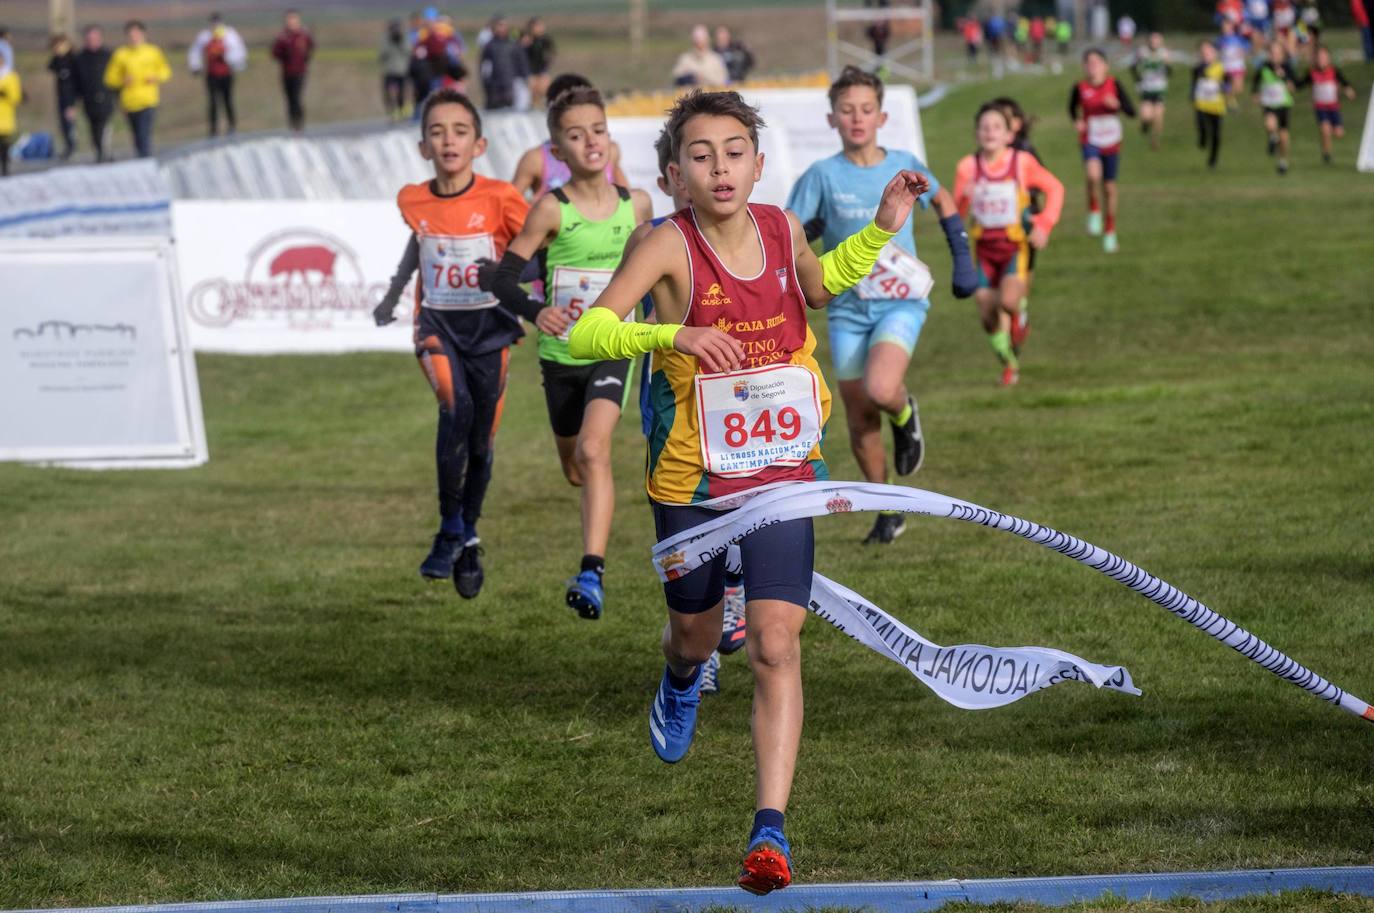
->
xmin=976 ymin=234 xmax=1030 ymax=288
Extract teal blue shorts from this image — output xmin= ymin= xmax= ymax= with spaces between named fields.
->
xmin=826 ymin=298 xmax=930 ymax=381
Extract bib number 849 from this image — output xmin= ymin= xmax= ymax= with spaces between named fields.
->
xmin=722 ymin=406 xmax=804 ymax=448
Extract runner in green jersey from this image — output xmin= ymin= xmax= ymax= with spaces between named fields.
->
xmin=1131 ymin=32 xmax=1172 ymax=150
xmin=488 ymin=85 xmax=653 ymax=619
xmin=1251 ymin=40 xmax=1298 ymax=174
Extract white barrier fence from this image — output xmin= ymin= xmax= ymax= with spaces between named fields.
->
xmin=0 ymin=159 xmax=171 ymax=238
xmin=0 ymin=238 xmax=207 ymax=468
xmin=159 ymin=87 xmax=929 ymax=218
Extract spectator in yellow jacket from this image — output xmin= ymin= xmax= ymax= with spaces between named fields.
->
xmin=104 ymin=20 xmax=170 ymax=158
xmin=0 ymin=68 xmax=20 ymax=177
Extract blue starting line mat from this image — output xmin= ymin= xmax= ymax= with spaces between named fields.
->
xmin=16 ymin=866 xmax=1374 ymax=913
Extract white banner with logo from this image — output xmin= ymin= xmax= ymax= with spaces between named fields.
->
xmin=173 ymin=201 xmax=416 ymax=353
xmin=0 ymin=238 xmax=207 ymax=468
xmin=653 ymin=481 xmax=1374 ymax=722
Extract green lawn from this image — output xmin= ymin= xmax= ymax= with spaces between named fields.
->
xmin=2 ymin=48 xmax=1374 ymax=913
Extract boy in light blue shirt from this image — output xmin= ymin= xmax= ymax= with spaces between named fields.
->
xmin=786 ymin=66 xmax=977 ymax=545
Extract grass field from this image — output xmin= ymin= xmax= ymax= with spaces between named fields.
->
xmin=3 ymin=34 xmax=1374 ymax=913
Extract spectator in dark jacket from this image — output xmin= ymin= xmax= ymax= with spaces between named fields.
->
xmin=479 ymin=16 xmax=528 ymax=111
xmin=380 ymin=20 xmax=410 ymax=120
xmin=521 ymin=17 xmax=555 ymax=106
xmin=48 ymin=34 xmax=81 ymax=159
xmin=73 ymin=25 xmax=113 ymax=162
xmin=713 ymin=26 xmax=755 ymax=83
xmin=271 ymin=9 xmax=314 ymax=131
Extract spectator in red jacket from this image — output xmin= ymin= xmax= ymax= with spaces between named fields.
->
xmin=271 ymin=9 xmax=313 ymax=131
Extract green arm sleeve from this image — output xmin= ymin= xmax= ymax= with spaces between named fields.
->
xmin=567 ymin=307 xmax=683 ymax=361
xmin=817 ymin=221 xmax=897 ymax=295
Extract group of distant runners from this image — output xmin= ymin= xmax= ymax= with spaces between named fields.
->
xmin=366 ymin=38 xmax=1359 ymax=892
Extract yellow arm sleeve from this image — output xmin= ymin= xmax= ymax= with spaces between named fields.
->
xmin=817 ymin=221 xmax=897 ymax=295
xmin=567 ymin=307 xmax=683 ymax=361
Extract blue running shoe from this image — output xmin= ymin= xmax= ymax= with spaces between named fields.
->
xmin=649 ymin=665 xmax=700 ymax=763
xmin=565 ymin=569 xmax=604 ymax=620
xmin=738 ymin=826 xmax=793 ymax=895
xmin=419 ymin=533 xmax=464 ymax=580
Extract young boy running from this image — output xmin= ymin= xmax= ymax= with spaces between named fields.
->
xmin=567 ymin=90 xmax=925 ymax=894
xmin=1131 ymin=32 xmax=1172 ymax=150
xmin=621 ymin=127 xmax=749 ymax=693
xmin=1295 ymin=45 xmax=1358 ymax=164
xmin=372 ymin=89 xmax=530 ymax=598
xmin=487 ymin=86 xmax=653 ymax=620
xmin=1068 ymin=48 xmax=1135 ymax=254
xmin=786 ymin=66 xmax=977 ymax=545
xmin=954 ymin=101 xmax=1064 ymax=387
xmin=1252 ymin=40 xmax=1299 ymax=174
xmin=1193 ymin=41 xmax=1228 ymax=169
xmin=509 ymin=72 xmax=628 ymax=197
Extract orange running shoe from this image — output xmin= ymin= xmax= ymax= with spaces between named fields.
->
xmin=1000 ymin=365 xmax=1020 ymax=387
xmin=737 ymin=827 xmax=792 ymax=895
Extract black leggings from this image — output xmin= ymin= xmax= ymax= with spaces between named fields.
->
xmin=1196 ymin=111 xmax=1222 ymax=167
xmin=84 ymin=106 xmax=111 ymax=162
xmin=57 ymin=106 xmax=78 ymax=157
xmin=282 ymin=74 xmax=305 ymax=130
xmin=414 ymin=311 xmax=509 ymax=528
xmin=0 ymin=135 xmax=10 ymax=175
xmin=383 ymin=75 xmax=406 ymax=115
xmin=207 ymin=74 xmax=235 ymax=135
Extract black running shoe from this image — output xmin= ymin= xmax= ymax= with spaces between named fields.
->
xmin=862 ymin=513 xmax=907 ymax=545
xmin=891 ymin=396 xmax=925 ymax=476
xmin=454 ymin=540 xmax=484 ymax=599
xmin=419 ymin=533 xmax=464 ymax=580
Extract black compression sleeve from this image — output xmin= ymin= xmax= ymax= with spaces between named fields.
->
xmin=380 ymin=235 xmax=420 ymax=311
xmin=1068 ymin=84 xmax=1083 ymax=120
xmin=1117 ymin=84 xmax=1137 ymax=117
xmin=492 ymin=250 xmax=544 ymax=322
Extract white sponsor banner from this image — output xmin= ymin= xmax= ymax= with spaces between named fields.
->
xmin=0 ymin=238 xmax=207 ymax=468
xmin=653 ymin=481 xmax=1374 ymax=722
xmin=0 ymin=160 xmax=171 ymax=238
xmin=741 ymin=85 xmax=930 ymax=178
xmin=173 ymin=201 xmax=415 ymax=353
xmin=1358 ymin=84 xmax=1374 ymax=173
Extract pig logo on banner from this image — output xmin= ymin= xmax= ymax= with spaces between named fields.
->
xmin=186 ymin=229 xmax=385 ymax=330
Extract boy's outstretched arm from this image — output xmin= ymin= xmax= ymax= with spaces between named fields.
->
xmin=792 ymin=169 xmax=928 ymax=309
xmin=567 ymin=224 xmax=744 ymax=373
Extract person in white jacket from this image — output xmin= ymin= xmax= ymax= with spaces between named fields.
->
xmin=188 ymin=12 xmax=247 ymax=137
